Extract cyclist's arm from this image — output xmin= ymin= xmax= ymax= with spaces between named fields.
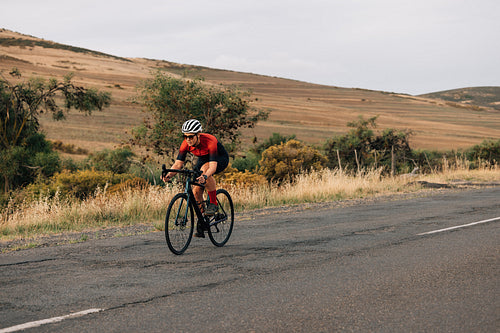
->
xmin=163 ymin=159 xmax=184 ymax=182
xmin=204 ymin=161 xmax=218 ymax=178
xmin=196 ymin=161 xmax=217 ymax=183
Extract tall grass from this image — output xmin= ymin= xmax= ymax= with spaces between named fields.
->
xmin=1 ymin=166 xmax=498 ymax=241
xmin=0 ymin=186 xmax=177 ymax=239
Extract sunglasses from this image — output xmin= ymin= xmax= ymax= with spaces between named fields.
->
xmin=183 ymin=134 xmax=197 ymax=139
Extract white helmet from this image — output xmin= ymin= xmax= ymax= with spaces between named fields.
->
xmin=181 ymin=119 xmax=202 ymax=134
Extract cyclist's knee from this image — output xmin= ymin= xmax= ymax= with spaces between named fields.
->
xmin=193 ymin=185 xmax=201 ymax=193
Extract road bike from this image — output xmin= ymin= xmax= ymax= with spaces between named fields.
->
xmin=162 ymin=165 xmax=234 ymax=255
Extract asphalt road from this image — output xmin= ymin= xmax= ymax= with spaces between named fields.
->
xmin=1 ymin=187 xmax=499 ymax=332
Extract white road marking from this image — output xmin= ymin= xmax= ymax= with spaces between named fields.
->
xmin=0 ymin=308 xmax=103 ymax=333
xmin=417 ymin=217 xmax=500 ymax=236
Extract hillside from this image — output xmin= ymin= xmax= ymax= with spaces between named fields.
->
xmin=420 ymin=87 xmax=500 ymax=111
xmin=1 ymin=28 xmax=499 ymax=153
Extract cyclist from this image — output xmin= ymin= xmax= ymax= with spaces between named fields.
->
xmin=162 ymin=119 xmax=229 ymax=237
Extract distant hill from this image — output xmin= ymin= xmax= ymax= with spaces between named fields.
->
xmin=1 ymin=28 xmax=499 ymax=152
xmin=420 ymin=87 xmax=500 ymax=111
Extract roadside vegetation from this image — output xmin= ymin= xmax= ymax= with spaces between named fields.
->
xmin=1 ymin=165 xmax=498 ymax=242
xmin=1 ymin=71 xmax=499 ymax=243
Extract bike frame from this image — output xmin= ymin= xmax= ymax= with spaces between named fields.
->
xmin=164 ymin=168 xmax=208 ymax=228
xmin=184 ymin=175 xmax=206 ymax=226
xmin=163 ymin=166 xmax=229 ymax=229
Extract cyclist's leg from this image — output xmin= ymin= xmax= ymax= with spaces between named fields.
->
xmin=195 ymin=161 xmax=216 ymax=209
xmin=192 ymin=158 xmax=209 ymax=237
xmin=204 ymin=157 xmax=229 ymax=214
xmin=193 ymin=157 xmax=209 ymax=212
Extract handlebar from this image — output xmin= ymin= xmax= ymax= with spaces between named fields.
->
xmin=162 ymin=164 xmax=203 ymax=179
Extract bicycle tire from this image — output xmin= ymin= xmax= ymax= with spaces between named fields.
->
xmin=165 ymin=193 xmax=194 ymax=255
xmin=207 ymin=189 xmax=234 ymax=247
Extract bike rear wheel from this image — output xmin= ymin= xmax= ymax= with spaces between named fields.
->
xmin=207 ymin=189 xmax=234 ymax=247
xmin=165 ymin=193 xmax=194 ymax=255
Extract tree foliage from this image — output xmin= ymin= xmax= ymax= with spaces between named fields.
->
xmin=233 ymin=133 xmax=297 ymax=172
xmin=324 ymin=116 xmax=377 ymax=170
xmin=250 ymin=132 xmax=296 ymax=155
xmin=0 ymin=69 xmax=111 ymax=191
xmin=85 ymin=147 xmax=135 ymax=174
xmin=325 ymin=116 xmax=412 ymax=173
xmin=131 ymin=72 xmax=268 ymax=158
xmin=466 ymin=139 xmax=500 ymax=165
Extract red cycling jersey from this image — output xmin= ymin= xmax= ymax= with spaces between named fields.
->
xmin=177 ymin=133 xmax=220 ymax=161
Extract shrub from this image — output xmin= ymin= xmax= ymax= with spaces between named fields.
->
xmin=325 ymin=116 xmax=413 ymax=174
xmin=259 ymin=140 xmax=327 ymax=182
xmin=466 ymin=139 xmax=500 ymax=166
xmin=86 ymin=147 xmax=134 ymax=174
xmin=107 ymin=177 xmax=151 ymax=195
xmin=0 ymin=133 xmax=61 ymax=191
xmin=232 ymin=151 xmax=260 ymax=172
xmin=51 ymin=140 xmax=88 ymax=155
xmin=216 ymin=166 xmax=267 ymax=189
xmin=25 ymin=169 xmax=135 ymax=199
xmin=251 ymin=132 xmax=296 ymax=155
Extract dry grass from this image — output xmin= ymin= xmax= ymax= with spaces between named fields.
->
xmin=1 ymin=167 xmax=498 ymax=242
xmin=0 ymin=186 xmax=175 ymax=239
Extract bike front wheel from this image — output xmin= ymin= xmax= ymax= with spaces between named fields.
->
xmin=207 ymin=189 xmax=234 ymax=247
xmin=165 ymin=193 xmax=194 ymax=255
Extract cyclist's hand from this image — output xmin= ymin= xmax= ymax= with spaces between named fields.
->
xmin=197 ymin=175 xmax=207 ymax=184
xmin=162 ymin=174 xmax=171 ymax=183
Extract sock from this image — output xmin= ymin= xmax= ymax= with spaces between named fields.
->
xmin=208 ymin=190 xmax=217 ymax=205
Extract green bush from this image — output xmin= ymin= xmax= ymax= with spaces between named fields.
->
xmin=466 ymin=139 xmax=500 ymax=166
xmin=25 ymin=169 xmax=135 ymax=199
xmin=0 ymin=133 xmax=61 ymax=191
xmin=51 ymin=140 xmax=88 ymax=155
xmin=411 ymin=150 xmax=444 ymax=173
xmin=85 ymin=147 xmax=135 ymax=174
xmin=232 ymin=151 xmax=260 ymax=172
xmin=251 ymin=132 xmax=296 ymax=155
xmin=324 ymin=116 xmax=413 ymax=174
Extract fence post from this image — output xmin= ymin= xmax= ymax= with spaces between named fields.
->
xmin=336 ymin=149 xmax=343 ymax=172
xmin=391 ymin=145 xmax=395 ymax=177
xmin=354 ymin=149 xmax=360 ymax=173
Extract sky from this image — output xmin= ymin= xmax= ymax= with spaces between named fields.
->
xmin=1 ymin=0 xmax=499 ymax=95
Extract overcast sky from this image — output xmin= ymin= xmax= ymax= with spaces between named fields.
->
xmin=2 ymin=0 xmax=499 ymax=95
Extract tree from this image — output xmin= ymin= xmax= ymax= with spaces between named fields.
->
xmin=131 ymin=72 xmax=268 ymax=158
xmin=371 ymin=128 xmax=412 ymax=173
xmin=324 ymin=116 xmax=413 ymax=174
xmin=325 ymin=116 xmax=378 ymax=171
xmin=0 ymin=69 xmax=111 ymax=191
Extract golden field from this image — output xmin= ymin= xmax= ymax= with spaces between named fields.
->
xmin=1 ymin=28 xmax=499 ymax=154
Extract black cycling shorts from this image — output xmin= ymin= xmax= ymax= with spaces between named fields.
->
xmin=194 ymin=143 xmax=229 ymax=174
